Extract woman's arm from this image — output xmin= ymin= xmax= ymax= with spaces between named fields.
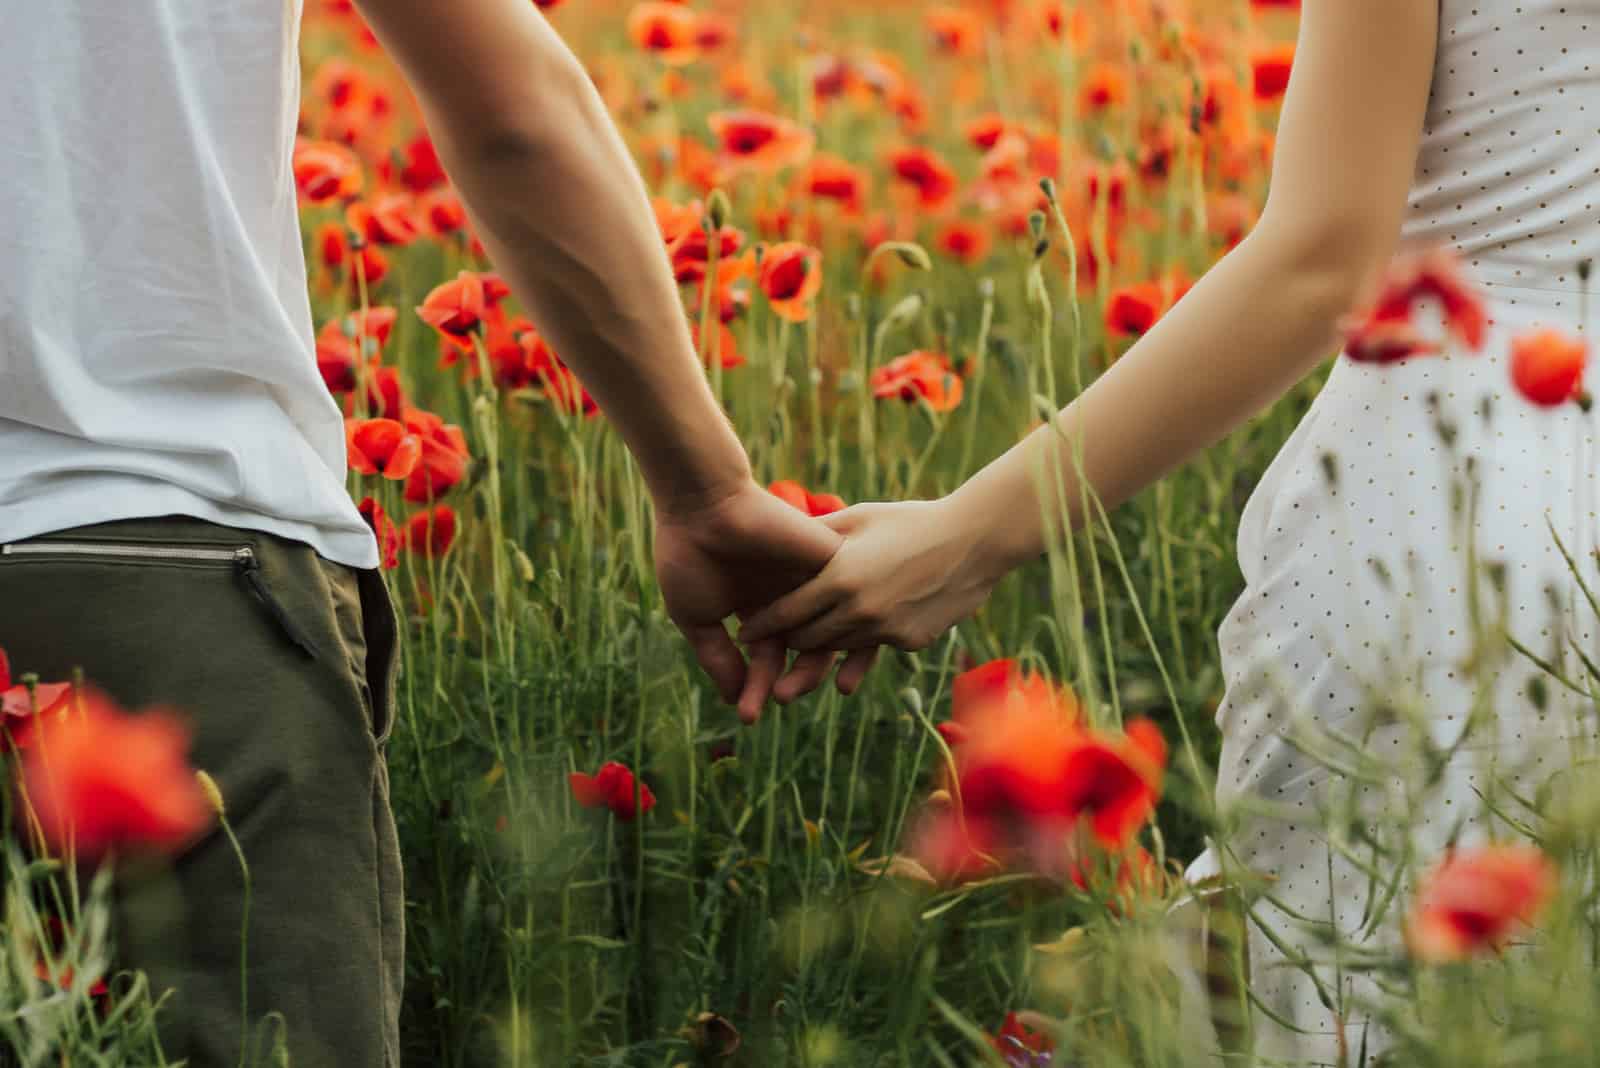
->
xmin=742 ymin=0 xmax=1440 ymax=661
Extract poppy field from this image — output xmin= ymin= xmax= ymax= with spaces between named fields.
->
xmin=13 ymin=0 xmax=1600 ymax=1065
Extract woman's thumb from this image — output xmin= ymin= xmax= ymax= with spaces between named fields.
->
xmin=818 ymin=503 xmax=873 ymax=537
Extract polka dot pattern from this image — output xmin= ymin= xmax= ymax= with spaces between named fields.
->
xmin=1184 ymin=5 xmax=1600 ymax=1062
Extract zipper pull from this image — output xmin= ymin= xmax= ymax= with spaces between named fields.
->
xmin=234 ymin=548 xmax=321 ymax=661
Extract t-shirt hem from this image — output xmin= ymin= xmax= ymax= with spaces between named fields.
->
xmin=0 ymin=483 xmax=381 ymax=570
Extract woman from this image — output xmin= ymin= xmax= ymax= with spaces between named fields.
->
xmin=743 ymin=2 xmax=1600 ymax=1059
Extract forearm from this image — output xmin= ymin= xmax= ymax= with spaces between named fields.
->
xmin=949 ymin=228 xmax=1375 ymax=574
xmin=358 ymin=2 xmax=750 ymax=514
xmin=447 ymin=94 xmax=747 ymax=510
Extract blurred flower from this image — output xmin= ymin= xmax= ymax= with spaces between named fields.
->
xmin=405 ymin=505 xmax=458 ymax=558
xmin=707 ymin=110 xmax=815 ymax=175
xmin=989 ymin=1011 xmax=1055 ymax=1066
xmin=937 ymin=219 xmax=992 ymax=265
xmin=627 ymin=2 xmax=703 ymax=66
xmin=417 ymin=271 xmax=488 ymax=338
xmin=1251 ymin=43 xmax=1295 ymax=101
xmin=346 ymin=192 xmax=420 ymax=247
xmin=292 ymin=138 xmax=363 ymax=202
xmin=887 ymin=146 xmax=959 ymax=211
xmin=358 ymin=497 xmax=402 ymax=570
xmin=1341 ymin=246 xmax=1487 ymax=363
xmin=758 ymin=242 xmax=823 ymax=321
xmin=768 ymin=480 xmax=846 ymax=517
xmin=871 ymin=350 xmax=964 ymax=412
xmin=925 ymin=7 xmax=984 ymax=56
xmin=569 ymin=761 xmax=656 ymax=820
xmin=1510 ymin=328 xmax=1588 ymax=407
xmin=19 ymin=689 xmax=213 ymax=860
xmin=0 ymin=648 xmax=73 ymax=752
xmin=1405 ymin=844 xmax=1556 ymax=962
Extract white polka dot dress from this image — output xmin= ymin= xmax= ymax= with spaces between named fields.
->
xmin=1183 ymin=5 xmax=1600 ymax=1062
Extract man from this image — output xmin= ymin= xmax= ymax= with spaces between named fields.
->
xmin=0 ymin=2 xmax=870 ymax=1064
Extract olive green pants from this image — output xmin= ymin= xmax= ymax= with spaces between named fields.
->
xmin=0 ymin=516 xmax=403 ymax=1067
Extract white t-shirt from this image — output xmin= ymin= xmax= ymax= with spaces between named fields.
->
xmin=0 ymin=1 xmax=379 ymax=569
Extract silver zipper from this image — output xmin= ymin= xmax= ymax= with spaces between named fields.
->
xmin=1 ymin=541 xmax=252 ymax=565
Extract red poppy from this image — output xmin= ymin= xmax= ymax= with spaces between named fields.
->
xmin=419 ymin=188 xmax=467 ymax=235
xmin=1104 ymin=282 xmax=1164 ymax=337
xmin=345 ymin=193 xmax=419 ymax=247
xmin=990 ymin=1011 xmax=1055 ymax=1064
xmin=871 ymin=351 xmax=965 ymax=412
xmin=964 ymin=112 xmax=1011 ymax=151
xmin=887 ymin=146 xmax=959 ymax=211
xmin=798 ymin=154 xmax=868 ymax=213
xmin=626 ymin=2 xmax=702 ymax=66
xmin=1342 ymin=315 xmax=1443 ymax=365
xmin=925 ymin=7 xmax=984 ymax=55
xmin=768 ymin=480 xmax=845 ymax=517
xmin=345 ymin=417 xmax=421 ymax=479
xmin=358 ymin=497 xmax=402 ymax=570
xmin=757 ymin=243 xmax=823 ymax=322
xmin=907 ymin=807 xmax=1002 ymax=882
xmin=398 ymin=408 xmax=470 ymax=502
xmin=404 ymin=505 xmax=458 ymax=558
xmin=315 ymin=221 xmax=349 ymax=274
xmin=1057 ymin=718 xmax=1167 ymax=849
xmin=417 ymin=271 xmax=488 ymax=338
xmin=936 ymin=219 xmax=992 ymax=265
xmin=569 ymin=761 xmax=657 ymax=820
xmin=0 ymin=648 xmax=73 ymax=752
xmin=1079 ymin=63 xmax=1129 ymax=115
xmin=707 ymin=110 xmax=815 ymax=174
xmin=393 ymin=131 xmax=447 ymax=193
xmin=1251 ymin=44 xmax=1295 ymax=101
xmin=517 ymin=331 xmax=600 ymax=416
xmin=18 ymin=689 xmax=214 ymax=861
xmin=692 ymin=319 xmax=747 ymax=370
xmin=1342 ymin=246 xmax=1488 ymax=364
xmin=1405 ymin=844 xmax=1556 ymax=962
xmin=1510 ymin=328 xmax=1588 ymax=407
xmin=292 ymin=139 xmax=363 ymax=202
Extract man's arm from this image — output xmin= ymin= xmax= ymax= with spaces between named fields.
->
xmin=352 ymin=0 xmax=870 ymax=715
xmin=353 ymin=0 xmax=742 ymax=514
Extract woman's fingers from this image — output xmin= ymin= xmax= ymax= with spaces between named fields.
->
xmin=835 ymin=647 xmax=879 ymax=694
xmin=772 ymin=650 xmax=836 ymax=704
xmin=738 ymin=579 xmax=848 ymax=644
xmin=786 ymin=607 xmax=876 ymax=653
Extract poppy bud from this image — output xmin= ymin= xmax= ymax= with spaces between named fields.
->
xmin=196 ymin=770 xmax=226 ymax=817
xmin=706 ymin=188 xmax=732 ymax=231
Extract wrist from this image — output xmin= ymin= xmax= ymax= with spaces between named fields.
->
xmin=942 ymin=480 xmax=1039 ymax=583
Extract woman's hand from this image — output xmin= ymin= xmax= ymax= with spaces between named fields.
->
xmin=736 ymin=496 xmax=1012 ymax=662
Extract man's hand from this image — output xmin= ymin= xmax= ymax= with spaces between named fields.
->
xmin=654 ymin=481 xmax=878 ymax=722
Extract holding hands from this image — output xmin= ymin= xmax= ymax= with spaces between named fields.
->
xmin=741 ymin=497 xmax=1008 ymax=659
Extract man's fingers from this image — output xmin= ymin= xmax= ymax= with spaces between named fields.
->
xmin=739 ymin=582 xmax=846 ymax=645
xmin=736 ymin=638 xmax=786 ymax=724
xmin=686 ymin=624 xmax=747 ymax=706
xmin=773 ymin=650 xmax=836 ymax=705
xmin=835 ymin=647 xmax=880 ymax=695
